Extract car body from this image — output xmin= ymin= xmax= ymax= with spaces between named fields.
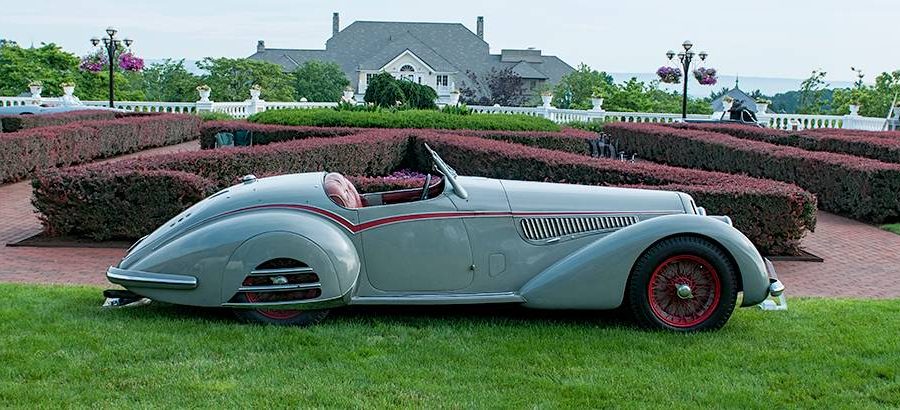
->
xmin=107 ymin=145 xmax=784 ymax=331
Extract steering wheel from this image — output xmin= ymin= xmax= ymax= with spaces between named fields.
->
xmin=420 ymin=173 xmax=432 ymax=201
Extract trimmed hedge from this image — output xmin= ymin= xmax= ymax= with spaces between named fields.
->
xmin=805 ymin=128 xmax=900 ymax=140
xmin=35 ymin=130 xmax=816 ymax=254
xmin=670 ymin=122 xmax=900 ymax=164
xmin=248 ymin=108 xmax=562 ymax=132
xmin=0 ymin=109 xmax=121 ymax=132
xmin=199 ymin=121 xmax=359 ymax=149
xmin=0 ymin=114 xmax=200 ymax=183
xmin=607 ymin=122 xmax=900 ymax=223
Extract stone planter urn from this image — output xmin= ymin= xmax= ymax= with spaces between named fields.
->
xmin=449 ymin=91 xmax=460 ymax=106
xmin=848 ymin=104 xmax=860 ymax=116
xmin=198 ymin=89 xmax=211 ymax=102
xmin=249 ymin=88 xmax=261 ymax=100
xmin=755 ymin=102 xmax=769 ymax=113
xmin=29 ymin=85 xmax=43 ymax=98
xmin=341 ymin=88 xmax=354 ymax=103
xmin=541 ymin=94 xmax=553 ymax=108
xmin=590 ymin=97 xmax=604 ymax=111
xmin=62 ymin=85 xmax=75 ymax=97
xmin=722 ymin=99 xmax=734 ymax=112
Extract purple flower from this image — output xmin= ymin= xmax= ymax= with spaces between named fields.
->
xmin=692 ymin=67 xmax=718 ymax=86
xmin=118 ymin=52 xmax=144 ymax=72
xmin=656 ymin=66 xmax=682 ymax=84
xmin=79 ymin=50 xmax=108 ymax=73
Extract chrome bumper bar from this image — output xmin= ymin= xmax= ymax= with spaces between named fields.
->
xmin=106 ymin=267 xmax=198 ymax=290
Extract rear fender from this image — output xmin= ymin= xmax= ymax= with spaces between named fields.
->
xmin=121 ymin=210 xmax=360 ymax=307
xmin=519 ymin=214 xmax=769 ymax=309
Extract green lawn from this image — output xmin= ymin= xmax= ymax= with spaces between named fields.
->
xmin=1 ymin=284 xmax=897 ymax=408
xmin=882 ymin=223 xmax=900 ymax=235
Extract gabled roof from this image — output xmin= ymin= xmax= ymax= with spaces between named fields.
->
xmin=509 ymin=61 xmax=547 ymax=79
xmin=357 ymin=31 xmax=457 ymax=72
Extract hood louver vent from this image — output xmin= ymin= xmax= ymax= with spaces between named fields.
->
xmin=519 ymin=216 xmax=638 ymax=241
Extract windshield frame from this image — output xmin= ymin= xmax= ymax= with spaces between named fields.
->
xmin=424 ymin=143 xmax=468 ymax=200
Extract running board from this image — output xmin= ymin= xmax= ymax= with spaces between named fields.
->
xmin=351 ymin=292 xmax=524 ymax=305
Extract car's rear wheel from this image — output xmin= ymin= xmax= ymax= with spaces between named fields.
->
xmin=232 ymin=292 xmax=329 ymax=326
xmin=627 ymin=236 xmax=738 ymax=331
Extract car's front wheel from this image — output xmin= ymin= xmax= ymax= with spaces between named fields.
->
xmin=627 ymin=236 xmax=738 ymax=331
xmin=231 ymin=293 xmax=329 ymax=326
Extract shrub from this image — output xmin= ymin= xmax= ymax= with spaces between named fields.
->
xmin=606 ymin=122 xmax=900 ymax=223
xmin=249 ymin=108 xmax=561 ymax=131
xmin=0 ymin=114 xmax=200 ymax=183
xmin=199 ymin=121 xmax=359 ymax=149
xmin=0 ymin=109 xmax=120 ymax=132
xmin=670 ymin=122 xmax=900 ymax=164
xmin=35 ymin=130 xmax=816 ymax=254
xmin=397 ymin=80 xmax=438 ymax=110
xmin=198 ymin=111 xmax=233 ymax=122
xmin=363 ymin=72 xmax=405 ymax=108
xmin=440 ymin=104 xmax=472 ymax=115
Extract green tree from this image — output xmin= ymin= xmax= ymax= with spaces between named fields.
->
xmin=197 ymin=57 xmax=295 ymax=102
xmin=141 ymin=59 xmax=200 ymax=102
xmin=293 ymin=60 xmax=349 ymax=102
xmin=831 ymin=70 xmax=900 ymax=117
xmin=364 ymin=72 xmax=404 ymax=107
xmin=0 ymin=42 xmax=80 ymax=96
xmin=797 ymin=70 xmax=830 ymax=114
xmin=603 ymin=77 xmax=711 ymax=115
xmin=552 ymin=63 xmax=615 ymax=109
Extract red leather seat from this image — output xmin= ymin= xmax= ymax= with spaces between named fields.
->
xmin=324 ymin=173 xmax=363 ymax=209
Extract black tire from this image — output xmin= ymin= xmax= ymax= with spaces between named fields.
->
xmin=627 ymin=236 xmax=738 ymax=332
xmin=231 ymin=293 xmax=329 ymax=326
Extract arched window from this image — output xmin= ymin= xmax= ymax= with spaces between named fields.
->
xmin=399 ymin=64 xmax=415 ymax=72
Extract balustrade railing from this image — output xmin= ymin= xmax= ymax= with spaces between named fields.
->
xmin=2 ymin=94 xmax=896 ymax=130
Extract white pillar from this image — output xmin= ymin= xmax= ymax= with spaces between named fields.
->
xmin=247 ymin=98 xmax=266 ymax=115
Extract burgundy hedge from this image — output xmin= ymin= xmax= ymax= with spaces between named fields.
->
xmin=0 ymin=109 xmax=121 ymax=132
xmin=606 ymin=122 xmax=900 ymax=223
xmin=669 ymin=122 xmax=900 ymax=164
xmin=0 ymin=114 xmax=200 ymax=183
xmin=34 ymin=129 xmax=816 ymax=255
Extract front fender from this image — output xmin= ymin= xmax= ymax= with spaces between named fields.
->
xmin=118 ymin=210 xmax=360 ymax=307
xmin=519 ymin=214 xmax=770 ymax=310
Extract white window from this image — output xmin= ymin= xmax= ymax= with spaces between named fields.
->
xmin=436 ymin=75 xmax=449 ymax=87
xmin=366 ymin=73 xmax=377 ymax=84
xmin=399 ymin=64 xmax=415 ymax=72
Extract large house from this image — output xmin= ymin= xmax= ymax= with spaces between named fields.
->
xmin=249 ymin=13 xmax=575 ymax=103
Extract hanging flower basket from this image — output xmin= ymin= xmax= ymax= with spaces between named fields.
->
xmin=656 ymin=66 xmax=682 ymax=84
xmin=79 ymin=50 xmax=108 ymax=73
xmin=693 ymin=67 xmax=717 ymax=85
xmin=118 ymin=52 xmax=144 ymax=72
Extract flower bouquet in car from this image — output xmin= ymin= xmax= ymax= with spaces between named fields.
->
xmin=693 ymin=67 xmax=717 ymax=85
xmin=656 ymin=66 xmax=682 ymax=84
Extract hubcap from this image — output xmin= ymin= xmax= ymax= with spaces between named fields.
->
xmin=676 ymin=284 xmax=693 ymax=299
xmin=647 ymin=255 xmax=721 ymax=328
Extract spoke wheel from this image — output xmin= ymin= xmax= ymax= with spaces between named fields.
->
xmin=233 ymin=292 xmax=329 ymax=326
xmin=244 ymin=292 xmax=304 ymax=320
xmin=647 ymin=255 xmax=720 ymax=328
xmin=627 ymin=236 xmax=738 ymax=332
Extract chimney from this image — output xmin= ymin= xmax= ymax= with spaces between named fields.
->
xmin=256 ymin=40 xmax=265 ymax=52
xmin=333 ymin=12 xmax=340 ymax=37
xmin=476 ymin=16 xmax=484 ymax=39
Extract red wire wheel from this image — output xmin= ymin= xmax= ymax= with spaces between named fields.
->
xmin=243 ymin=292 xmax=304 ymax=320
xmin=647 ymin=255 xmax=720 ymax=328
xmin=627 ymin=237 xmax=738 ymax=331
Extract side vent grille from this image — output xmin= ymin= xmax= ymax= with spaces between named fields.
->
xmin=520 ymin=216 xmax=638 ymax=241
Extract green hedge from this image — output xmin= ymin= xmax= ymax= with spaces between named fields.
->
xmin=248 ymin=108 xmax=561 ymax=132
xmin=606 ymin=122 xmax=900 ymax=223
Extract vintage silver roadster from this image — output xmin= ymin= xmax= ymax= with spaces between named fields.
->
xmin=107 ymin=145 xmax=784 ymax=331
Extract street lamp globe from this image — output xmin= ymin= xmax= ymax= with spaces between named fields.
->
xmin=682 ymin=40 xmax=693 ymax=51
xmin=666 ymin=50 xmax=676 ymax=60
xmin=699 ymin=51 xmax=708 ymax=61
xmin=106 ymin=27 xmax=118 ymax=37
xmin=90 ymin=37 xmax=100 ymax=46
xmin=123 ymin=38 xmax=133 ymax=47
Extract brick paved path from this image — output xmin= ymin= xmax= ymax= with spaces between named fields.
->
xmin=1 ymin=140 xmax=898 ymax=297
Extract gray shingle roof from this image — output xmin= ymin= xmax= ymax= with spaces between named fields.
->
xmin=711 ymin=87 xmax=760 ymax=112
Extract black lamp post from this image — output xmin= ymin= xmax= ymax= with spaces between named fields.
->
xmin=666 ymin=40 xmax=707 ymax=119
xmin=90 ymin=27 xmax=133 ymax=108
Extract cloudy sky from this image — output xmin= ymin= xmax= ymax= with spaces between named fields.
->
xmin=1 ymin=0 xmax=894 ymax=82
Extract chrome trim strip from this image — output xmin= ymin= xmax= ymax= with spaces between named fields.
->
xmin=222 ymin=290 xmax=350 ymax=310
xmin=237 ymin=283 xmax=322 ymax=292
xmin=350 ymin=291 xmax=524 ymax=305
xmin=106 ymin=267 xmax=197 ymax=290
xmin=249 ymin=267 xmax=314 ymax=275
